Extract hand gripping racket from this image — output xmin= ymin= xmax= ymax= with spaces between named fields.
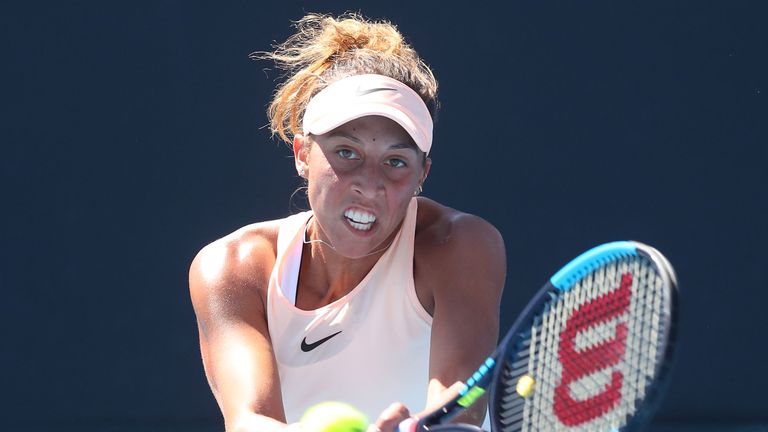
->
xmin=399 ymin=241 xmax=678 ymax=432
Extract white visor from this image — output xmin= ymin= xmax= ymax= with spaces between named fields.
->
xmin=302 ymin=74 xmax=433 ymax=154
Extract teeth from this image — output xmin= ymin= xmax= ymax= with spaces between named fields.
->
xmin=348 ymin=220 xmax=373 ymax=231
xmin=344 ymin=209 xmax=376 ymax=230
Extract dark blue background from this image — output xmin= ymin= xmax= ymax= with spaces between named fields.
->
xmin=2 ymin=1 xmax=766 ymax=430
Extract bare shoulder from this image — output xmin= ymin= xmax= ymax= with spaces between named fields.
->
xmin=413 ymin=197 xmax=507 ymax=313
xmin=414 ymin=197 xmax=505 ymax=261
xmin=188 ymin=219 xmax=283 ymax=320
xmin=188 ymin=220 xmax=291 ymax=425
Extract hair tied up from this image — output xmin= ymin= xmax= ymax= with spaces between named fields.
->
xmin=252 ymin=12 xmax=438 ymax=146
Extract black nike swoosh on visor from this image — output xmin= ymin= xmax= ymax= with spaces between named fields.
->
xmin=300 ymin=331 xmax=342 ymax=352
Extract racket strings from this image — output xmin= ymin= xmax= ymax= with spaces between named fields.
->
xmin=495 ymin=256 xmax=668 ymax=432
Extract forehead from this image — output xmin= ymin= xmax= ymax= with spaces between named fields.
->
xmin=321 ymin=116 xmax=419 ymax=152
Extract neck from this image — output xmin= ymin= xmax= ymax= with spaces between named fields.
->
xmin=296 ymin=218 xmax=391 ymax=308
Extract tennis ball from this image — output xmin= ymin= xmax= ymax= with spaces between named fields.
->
xmin=300 ymin=401 xmax=368 ymax=432
xmin=516 ymin=374 xmax=536 ymax=397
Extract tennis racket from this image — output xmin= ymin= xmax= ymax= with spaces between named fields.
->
xmin=399 ymin=240 xmax=678 ymax=432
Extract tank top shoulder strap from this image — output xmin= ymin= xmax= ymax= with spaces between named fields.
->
xmin=277 ymin=210 xmax=313 ymax=252
xmin=387 ymin=197 xmax=418 ymax=269
xmin=273 ymin=210 xmax=312 ymax=305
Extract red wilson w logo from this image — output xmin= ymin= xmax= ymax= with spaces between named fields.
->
xmin=553 ymin=272 xmax=633 ymax=425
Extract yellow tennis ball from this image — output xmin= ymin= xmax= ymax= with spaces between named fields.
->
xmin=516 ymin=374 xmax=536 ymax=397
xmin=301 ymin=401 xmax=368 ymax=432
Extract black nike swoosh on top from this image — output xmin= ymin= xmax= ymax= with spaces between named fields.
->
xmin=300 ymin=331 xmax=342 ymax=352
xmin=355 ymin=87 xmax=397 ymax=96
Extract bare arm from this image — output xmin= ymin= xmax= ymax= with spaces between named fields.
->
xmin=189 ymin=229 xmax=290 ymax=432
xmin=418 ymin=212 xmax=507 ymax=425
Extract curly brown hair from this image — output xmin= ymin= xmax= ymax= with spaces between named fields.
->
xmin=252 ymin=12 xmax=439 ymax=146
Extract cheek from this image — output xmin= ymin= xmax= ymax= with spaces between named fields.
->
xmin=384 ymin=178 xmax=419 ymax=208
xmin=307 ymin=166 xmax=341 ymax=200
xmin=387 ymin=172 xmax=420 ymax=194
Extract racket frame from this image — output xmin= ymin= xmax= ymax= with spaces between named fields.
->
xmin=405 ymin=241 xmax=678 ymax=432
xmin=488 ymin=241 xmax=678 ymax=432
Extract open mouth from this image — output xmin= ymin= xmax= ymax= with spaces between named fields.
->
xmin=343 ymin=209 xmax=376 ymax=231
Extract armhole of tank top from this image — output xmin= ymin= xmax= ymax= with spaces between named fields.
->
xmin=406 ymin=276 xmax=433 ymax=325
xmin=274 ymin=211 xmax=311 ymax=306
xmin=406 ymin=199 xmax=433 ymax=325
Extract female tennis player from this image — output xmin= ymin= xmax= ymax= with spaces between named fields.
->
xmin=188 ymin=13 xmax=506 ymax=432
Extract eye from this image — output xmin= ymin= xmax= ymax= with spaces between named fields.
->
xmin=386 ymin=158 xmax=407 ymax=168
xmin=337 ymin=148 xmax=359 ymax=160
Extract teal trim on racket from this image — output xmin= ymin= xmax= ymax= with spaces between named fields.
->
xmin=550 ymin=241 xmax=638 ymax=291
xmin=459 ymin=358 xmax=496 ymax=397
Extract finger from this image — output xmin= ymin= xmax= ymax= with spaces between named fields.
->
xmin=420 ymin=380 xmax=466 ymax=416
xmin=373 ymin=402 xmax=410 ymax=432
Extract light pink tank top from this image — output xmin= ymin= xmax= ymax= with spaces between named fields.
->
xmin=266 ymin=198 xmax=433 ymax=422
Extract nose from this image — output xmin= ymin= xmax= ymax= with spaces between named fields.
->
xmin=351 ymin=160 xmax=383 ymax=198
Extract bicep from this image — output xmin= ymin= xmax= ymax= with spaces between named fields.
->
xmin=200 ymin=320 xmax=285 ymax=423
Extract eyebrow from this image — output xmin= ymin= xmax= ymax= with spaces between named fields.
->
xmin=328 ymin=131 xmax=420 ymax=154
xmin=389 ymin=142 xmax=420 ymax=153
